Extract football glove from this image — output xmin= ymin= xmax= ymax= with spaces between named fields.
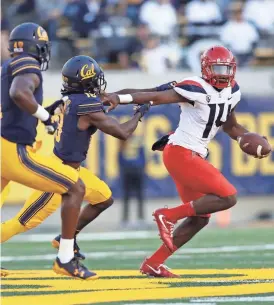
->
xmin=133 ymin=104 xmax=151 ymax=121
xmin=45 ymin=96 xmax=68 ymax=115
xmin=42 ymin=116 xmax=58 ymax=135
xmin=156 ymin=81 xmax=177 ymax=92
xmin=152 ymin=131 xmax=174 ymax=151
xmin=152 ymin=134 xmax=170 ymax=151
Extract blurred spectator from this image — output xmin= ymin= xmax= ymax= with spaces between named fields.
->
xmin=220 ymin=9 xmax=259 ymax=66
xmin=139 ymin=0 xmax=177 ymax=38
xmin=123 ymin=23 xmax=150 ymax=68
xmin=7 ymin=0 xmax=38 ymax=29
xmin=118 ymin=127 xmax=147 ymax=229
xmin=243 ymin=0 xmax=274 ymax=34
xmin=185 ymin=0 xmax=223 ymax=44
xmin=186 ymin=38 xmax=221 ymax=72
xmin=36 ymin=0 xmax=65 ymax=40
xmin=95 ymin=2 xmax=132 ymax=67
xmin=129 ymin=23 xmax=150 ymax=58
xmin=126 ymin=0 xmax=145 ymax=25
xmin=1 ymin=14 xmax=10 ymax=64
xmin=216 ymin=0 xmax=231 ymax=15
xmin=140 ymin=35 xmax=169 ymax=74
xmin=63 ymin=0 xmax=103 ymax=37
xmin=185 ymin=0 xmax=222 ymax=24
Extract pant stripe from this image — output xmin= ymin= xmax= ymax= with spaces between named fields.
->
xmin=17 ymin=145 xmax=72 ymax=190
xmin=18 ymin=192 xmax=54 ymax=225
xmin=27 ymin=151 xmax=75 ymax=185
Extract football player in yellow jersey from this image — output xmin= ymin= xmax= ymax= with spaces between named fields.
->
xmin=1 ymin=56 xmax=151 ymax=265
xmin=1 ymin=23 xmax=95 ymax=279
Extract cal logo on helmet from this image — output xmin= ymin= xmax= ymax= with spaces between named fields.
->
xmin=80 ymin=64 xmax=96 ymax=80
xmin=37 ymin=26 xmax=49 ymax=41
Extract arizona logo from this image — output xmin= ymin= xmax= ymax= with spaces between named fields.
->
xmin=80 ymin=64 xmax=96 ymax=80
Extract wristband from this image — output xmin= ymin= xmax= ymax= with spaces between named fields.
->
xmin=118 ymin=94 xmax=133 ymax=104
xmin=33 ymin=104 xmax=50 ymax=122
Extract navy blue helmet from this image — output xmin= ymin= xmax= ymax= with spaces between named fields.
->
xmin=61 ymin=55 xmax=107 ymax=94
xmin=9 ymin=22 xmax=51 ymax=71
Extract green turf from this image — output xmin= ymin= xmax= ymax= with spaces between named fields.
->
xmin=2 ymin=227 xmax=274 ymax=270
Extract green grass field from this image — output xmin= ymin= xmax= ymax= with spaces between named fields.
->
xmin=1 ymin=226 xmax=274 ymax=305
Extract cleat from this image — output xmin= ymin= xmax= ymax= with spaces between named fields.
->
xmin=53 ymin=257 xmax=98 ymax=280
xmin=153 ymin=208 xmax=176 ymax=252
xmin=52 ymin=235 xmax=85 ymax=260
xmin=140 ymin=258 xmax=179 ymax=278
xmin=1 ymin=268 xmax=9 ymax=277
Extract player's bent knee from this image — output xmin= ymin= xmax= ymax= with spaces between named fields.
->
xmin=68 ymin=179 xmax=86 ymax=197
xmin=197 ymin=216 xmax=210 ymax=227
xmin=224 ymin=193 xmax=237 ymax=209
xmin=192 ymin=216 xmax=210 ymax=228
xmin=96 ymin=197 xmax=114 ymax=211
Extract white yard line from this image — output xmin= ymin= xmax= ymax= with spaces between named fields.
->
xmin=8 ymin=231 xmax=155 ymax=242
xmin=2 ymin=244 xmax=274 ymax=262
xmin=192 ymin=296 xmax=274 ymax=302
xmin=125 ymin=303 xmax=216 ymax=305
xmin=124 ymin=299 xmax=274 ymax=305
xmin=7 ymin=231 xmax=274 ymax=253
xmin=125 ymin=297 xmax=274 ymax=304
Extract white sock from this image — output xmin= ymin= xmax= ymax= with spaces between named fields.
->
xmin=57 ymin=238 xmax=74 ymax=264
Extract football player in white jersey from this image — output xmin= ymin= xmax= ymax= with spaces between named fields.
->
xmin=104 ymin=46 xmax=271 ymax=277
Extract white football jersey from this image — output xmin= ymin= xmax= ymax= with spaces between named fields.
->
xmin=168 ymin=76 xmax=241 ymax=158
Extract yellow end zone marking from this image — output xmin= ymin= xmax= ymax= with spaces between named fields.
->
xmin=2 ymin=269 xmax=274 ymax=305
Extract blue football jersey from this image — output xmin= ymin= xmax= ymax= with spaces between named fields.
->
xmin=1 ymin=54 xmax=43 ymax=145
xmin=53 ymin=93 xmax=104 ymax=163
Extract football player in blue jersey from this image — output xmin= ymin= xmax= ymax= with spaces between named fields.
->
xmin=1 ymin=55 xmax=151 ymax=275
xmin=1 ymin=24 xmax=94 ymax=279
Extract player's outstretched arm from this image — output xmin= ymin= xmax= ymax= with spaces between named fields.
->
xmin=222 ymin=111 xmax=248 ymax=140
xmin=113 ymin=81 xmax=177 ymax=94
xmin=84 ymin=105 xmax=149 ymax=140
xmin=104 ymin=89 xmax=187 ymax=112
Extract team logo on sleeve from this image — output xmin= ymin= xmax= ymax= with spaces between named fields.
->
xmin=80 ymin=64 xmax=96 ymax=80
xmin=206 ymin=95 xmax=211 ymax=103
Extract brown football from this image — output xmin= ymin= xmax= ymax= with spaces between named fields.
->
xmin=238 ymin=133 xmax=272 ymax=157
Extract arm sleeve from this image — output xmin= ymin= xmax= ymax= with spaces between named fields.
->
xmin=9 ymin=56 xmax=41 ymax=78
xmin=231 ymin=82 xmax=241 ymax=111
xmin=77 ymin=96 xmax=104 ymax=115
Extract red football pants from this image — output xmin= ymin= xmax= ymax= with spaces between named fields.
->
xmin=163 ymin=144 xmax=237 ymax=218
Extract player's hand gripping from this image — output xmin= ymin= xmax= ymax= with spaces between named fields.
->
xmin=133 ymin=104 xmax=150 ymax=121
xmin=254 ymin=136 xmax=272 ymax=159
xmin=42 ymin=117 xmax=58 ymax=135
xmin=45 ymin=96 xmax=69 ymax=115
xmin=102 ymin=93 xmax=120 ymax=113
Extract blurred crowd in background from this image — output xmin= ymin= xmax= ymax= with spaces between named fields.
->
xmin=2 ymin=0 xmax=274 ymax=72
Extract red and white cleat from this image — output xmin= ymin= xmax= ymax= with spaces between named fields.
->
xmin=153 ymin=208 xmax=176 ymax=252
xmin=140 ymin=258 xmax=179 ymax=278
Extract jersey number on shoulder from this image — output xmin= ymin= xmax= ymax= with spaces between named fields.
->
xmin=85 ymin=93 xmax=96 ymax=98
xmin=202 ymin=103 xmax=232 ymax=138
xmin=54 ymin=100 xmax=70 ymax=142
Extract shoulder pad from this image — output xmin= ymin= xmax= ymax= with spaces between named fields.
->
xmin=9 ymin=55 xmax=41 ymax=77
xmin=74 ymin=93 xmax=104 ymax=115
xmin=176 ymin=76 xmax=207 ymax=94
xmin=231 ymin=80 xmax=240 ymax=94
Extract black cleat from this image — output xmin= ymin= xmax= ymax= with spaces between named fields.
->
xmin=52 ymin=235 xmax=86 ymax=260
xmin=53 ymin=257 xmax=98 ymax=280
